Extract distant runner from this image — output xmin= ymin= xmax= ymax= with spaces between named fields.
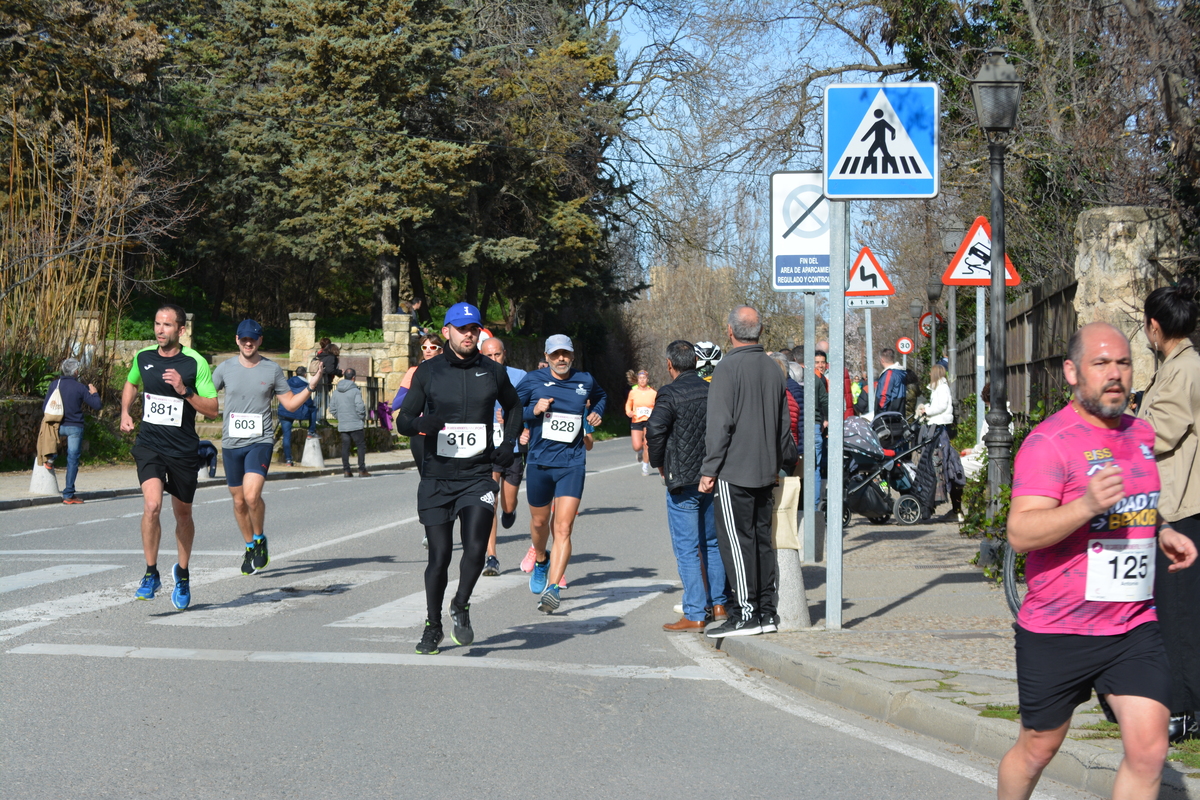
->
xmin=479 ymin=336 xmax=526 ymax=577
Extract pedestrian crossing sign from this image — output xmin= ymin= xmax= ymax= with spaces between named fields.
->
xmin=845 ymin=247 xmax=895 ymax=296
xmin=824 ymin=83 xmax=940 ymax=199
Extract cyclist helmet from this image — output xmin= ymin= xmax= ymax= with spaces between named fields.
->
xmin=694 ymin=341 xmax=723 ymax=379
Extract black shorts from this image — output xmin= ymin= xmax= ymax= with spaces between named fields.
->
xmin=1014 ymin=621 xmax=1172 ymax=731
xmin=417 ymin=476 xmax=498 ymax=527
xmin=132 ymin=444 xmax=201 ymax=504
xmin=492 ymin=454 xmax=524 ymax=487
xmin=630 ymin=421 xmax=647 ymax=431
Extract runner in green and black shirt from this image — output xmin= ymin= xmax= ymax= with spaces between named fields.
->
xmin=120 ymin=304 xmax=218 ymax=610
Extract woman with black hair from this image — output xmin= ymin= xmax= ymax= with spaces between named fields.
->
xmin=1137 ymin=276 xmax=1200 ymax=743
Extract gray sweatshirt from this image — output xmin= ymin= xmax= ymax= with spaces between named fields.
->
xmin=329 ymin=378 xmax=366 ymax=432
xmin=700 ymin=343 xmax=794 ymax=488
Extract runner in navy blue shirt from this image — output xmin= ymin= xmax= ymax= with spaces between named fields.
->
xmin=516 ymin=334 xmax=606 ymax=613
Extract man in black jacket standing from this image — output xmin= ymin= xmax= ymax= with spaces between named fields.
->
xmin=396 ymin=303 xmax=522 ymax=655
xmin=700 ymin=306 xmax=797 ymax=638
xmin=646 ymin=340 xmax=728 ymax=632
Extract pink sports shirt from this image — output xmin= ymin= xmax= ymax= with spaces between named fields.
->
xmin=1011 ymin=403 xmax=1160 ymax=635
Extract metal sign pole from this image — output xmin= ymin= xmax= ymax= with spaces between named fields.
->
xmin=802 ymin=292 xmax=816 ymax=566
xmin=976 ymin=285 xmax=986 ymax=444
xmin=865 ymin=308 xmax=874 ymax=412
xmin=826 ymin=200 xmax=848 ymax=630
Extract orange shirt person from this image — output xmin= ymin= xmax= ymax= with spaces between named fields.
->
xmin=626 ymin=370 xmax=657 ymax=475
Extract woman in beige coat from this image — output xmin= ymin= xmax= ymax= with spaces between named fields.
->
xmin=1137 ymin=276 xmax=1200 ymax=743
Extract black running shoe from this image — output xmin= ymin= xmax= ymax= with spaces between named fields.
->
xmin=252 ymin=535 xmax=269 ymax=571
xmin=706 ymin=617 xmax=762 ymax=639
xmin=500 ymin=510 xmax=516 ymax=529
xmin=415 ymin=621 xmax=444 ymax=655
xmin=760 ymin=613 xmax=779 ymax=633
xmin=240 ymin=546 xmax=255 ymax=575
xmin=482 ymin=555 xmax=500 ymax=577
xmin=449 ymin=601 xmax=473 ymax=646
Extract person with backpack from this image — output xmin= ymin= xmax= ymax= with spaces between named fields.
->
xmin=41 ymin=358 xmax=102 ymax=504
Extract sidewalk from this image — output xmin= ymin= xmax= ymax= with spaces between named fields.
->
xmin=704 ymin=517 xmax=1199 ymax=799
xmin=0 ymin=449 xmax=415 ymax=511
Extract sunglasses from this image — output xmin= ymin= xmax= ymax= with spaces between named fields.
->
xmin=421 ymin=344 xmax=441 ymax=351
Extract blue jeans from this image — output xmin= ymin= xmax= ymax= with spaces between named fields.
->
xmin=280 ymin=409 xmax=319 ymax=462
xmin=59 ymin=424 xmax=84 ymax=499
xmin=665 ymin=486 xmax=728 ymax=621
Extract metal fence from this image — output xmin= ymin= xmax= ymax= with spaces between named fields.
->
xmin=953 ymin=271 xmax=1078 ymax=420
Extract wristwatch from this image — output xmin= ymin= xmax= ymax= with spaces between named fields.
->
xmin=183 ymin=386 xmax=195 ymax=399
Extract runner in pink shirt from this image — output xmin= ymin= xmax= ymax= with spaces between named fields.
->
xmin=997 ymin=322 xmax=1196 ymax=800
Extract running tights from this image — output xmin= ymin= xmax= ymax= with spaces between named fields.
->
xmin=424 ymin=505 xmax=493 ymax=624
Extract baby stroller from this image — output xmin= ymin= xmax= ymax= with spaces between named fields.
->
xmin=827 ymin=415 xmax=931 ymax=526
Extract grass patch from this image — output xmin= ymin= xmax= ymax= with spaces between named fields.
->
xmin=1073 ymin=720 xmax=1122 ymax=740
xmin=1168 ymin=737 xmax=1200 ymax=770
xmin=592 ymin=413 xmax=630 ymax=442
xmin=980 ymin=704 xmax=1020 ymax=721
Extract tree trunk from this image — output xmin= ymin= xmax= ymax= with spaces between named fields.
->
xmin=478 ymin=275 xmax=495 ymax=327
xmin=375 ymin=249 xmax=396 ymax=325
xmin=405 ymin=250 xmax=432 ymax=323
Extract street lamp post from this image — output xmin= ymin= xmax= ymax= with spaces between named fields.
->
xmin=972 ymin=48 xmax=1022 ymax=515
xmin=941 ymin=222 xmax=965 ymax=391
xmin=927 ymin=278 xmax=943 ymax=378
xmin=909 ymin=299 xmax=923 ymax=371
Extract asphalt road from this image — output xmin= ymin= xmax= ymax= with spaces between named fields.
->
xmin=0 ymin=440 xmax=1096 ymax=799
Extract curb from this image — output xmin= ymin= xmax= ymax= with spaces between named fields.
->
xmin=0 ymin=457 xmax=415 ymax=512
xmin=708 ymin=635 xmax=1199 ymax=799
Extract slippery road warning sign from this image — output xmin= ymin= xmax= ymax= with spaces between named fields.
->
xmin=824 ymin=83 xmax=940 ymax=200
xmin=941 ymin=216 xmax=1020 ymax=287
xmin=845 ymin=247 xmax=895 ymax=296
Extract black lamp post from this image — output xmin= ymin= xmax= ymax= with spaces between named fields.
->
xmin=926 ymin=278 xmax=943 ymax=378
xmin=972 ymin=48 xmax=1022 ymax=513
xmin=941 ymin=221 xmax=965 ymax=389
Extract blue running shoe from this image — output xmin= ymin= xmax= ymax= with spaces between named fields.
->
xmin=135 ymin=571 xmax=161 ymax=600
xmin=171 ymin=564 xmax=190 ymax=610
xmin=529 ymin=557 xmax=550 ymax=594
xmin=537 ymin=584 xmax=560 ymax=614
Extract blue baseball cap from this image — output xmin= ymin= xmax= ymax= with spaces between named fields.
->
xmin=443 ymin=302 xmax=482 ymax=328
xmin=545 ymin=334 xmax=574 ymax=353
xmin=236 ymin=319 xmax=264 ymax=339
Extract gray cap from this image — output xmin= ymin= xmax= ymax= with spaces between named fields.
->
xmin=545 ymin=334 xmax=574 ymax=354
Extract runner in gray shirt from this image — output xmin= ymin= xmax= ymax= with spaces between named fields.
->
xmin=212 ymin=320 xmax=323 ymax=574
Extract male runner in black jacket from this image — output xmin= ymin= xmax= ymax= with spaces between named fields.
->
xmin=396 ymin=302 xmax=523 ymax=654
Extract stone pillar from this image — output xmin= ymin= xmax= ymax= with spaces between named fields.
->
xmin=290 ymin=312 xmax=317 ymax=371
xmin=179 ymin=313 xmax=194 ymax=350
xmin=382 ymin=313 xmax=412 ymax=397
xmin=1074 ymin=207 xmax=1181 ymax=388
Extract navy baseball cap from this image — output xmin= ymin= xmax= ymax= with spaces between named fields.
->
xmin=236 ymin=319 xmax=264 ymax=339
xmin=443 ymin=302 xmax=482 ymax=328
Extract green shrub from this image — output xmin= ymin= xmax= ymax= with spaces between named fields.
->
xmin=82 ymin=414 xmax=136 ymax=465
xmin=0 ymin=351 xmax=56 ymax=395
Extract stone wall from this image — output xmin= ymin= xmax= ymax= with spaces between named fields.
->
xmin=289 ymin=312 xmax=415 ymax=397
xmin=0 ymin=398 xmax=44 ymax=462
xmin=1074 ymin=207 xmax=1182 ymax=388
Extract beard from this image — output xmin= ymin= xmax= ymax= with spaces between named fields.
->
xmin=1077 ymin=379 xmax=1129 ymax=419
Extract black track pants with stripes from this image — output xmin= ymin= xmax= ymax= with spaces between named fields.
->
xmin=713 ymin=480 xmax=777 ymax=624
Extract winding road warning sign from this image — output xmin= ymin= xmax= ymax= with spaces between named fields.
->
xmin=845 ymin=247 xmax=895 ymax=296
xmin=942 ymin=216 xmax=1020 ymax=287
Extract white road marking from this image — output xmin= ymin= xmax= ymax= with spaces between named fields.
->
xmin=328 ymin=573 xmax=526 ymax=628
xmin=669 ymin=636 xmax=1057 ymax=799
xmin=0 ymin=550 xmax=239 ymax=556
xmin=151 ymin=570 xmax=395 ymax=627
xmin=203 ymin=497 xmax=231 ymax=504
xmin=0 ymin=518 xmax=420 ymax=641
xmin=9 ymin=527 xmax=63 ymax=538
xmin=120 ymin=512 xmax=142 ymax=518
xmin=0 ymin=564 xmax=122 ymax=594
xmin=503 ymin=577 xmax=675 ymax=636
xmin=277 ymin=487 xmax=301 ymax=492
xmin=74 ymin=518 xmax=113 ymax=526
xmin=8 ymin=642 xmax=716 ymax=681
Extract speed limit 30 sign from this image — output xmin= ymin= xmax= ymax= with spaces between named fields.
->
xmin=896 ymin=337 xmax=915 ymax=355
